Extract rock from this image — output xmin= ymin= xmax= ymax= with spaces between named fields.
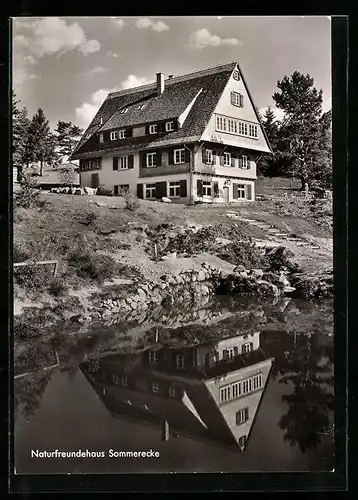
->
xmin=197 ymin=270 xmax=206 ymax=282
xmin=162 ymin=197 xmax=172 ymax=203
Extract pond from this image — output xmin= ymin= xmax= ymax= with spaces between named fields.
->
xmin=14 ymin=296 xmax=334 ymax=474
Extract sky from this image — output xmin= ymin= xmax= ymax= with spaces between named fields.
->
xmin=12 ymin=16 xmax=332 ymax=131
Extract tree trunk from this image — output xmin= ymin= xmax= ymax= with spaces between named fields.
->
xmin=299 ymin=161 xmax=309 ymax=196
xmin=40 ymin=160 xmax=43 ymax=177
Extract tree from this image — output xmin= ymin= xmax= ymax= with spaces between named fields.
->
xmin=12 ymin=91 xmax=30 ymax=167
xmin=57 ymin=166 xmax=77 ymax=186
xmin=26 ymin=108 xmax=56 ymax=176
xmin=55 ymin=120 xmax=83 ymax=163
xmin=257 ymin=107 xmax=281 ymax=177
xmin=272 ymin=71 xmax=331 ymax=192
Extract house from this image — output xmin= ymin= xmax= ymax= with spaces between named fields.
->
xmin=70 ymin=62 xmax=272 ymax=204
xmin=81 ymin=330 xmax=273 ymax=453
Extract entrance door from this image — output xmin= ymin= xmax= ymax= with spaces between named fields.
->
xmin=91 ymin=173 xmax=99 ymax=188
xmin=223 ymin=185 xmax=229 ymax=203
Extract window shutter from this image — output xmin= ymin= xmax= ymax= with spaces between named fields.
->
xmin=231 ymin=156 xmax=235 ymax=167
xmin=238 ymin=157 xmax=243 ymax=169
xmin=126 ymin=128 xmax=133 ymax=138
xmin=180 ymin=179 xmax=187 ymax=198
xmin=184 ymin=148 xmax=190 ymax=163
xmin=114 ymin=185 xmax=119 ymax=196
xmin=201 ymin=147 xmax=206 ymax=164
xmin=156 ymin=151 xmax=162 ymax=166
xmin=240 ymin=94 xmax=244 ymax=107
xmin=140 ymin=152 xmax=146 ymax=168
xmin=155 ymin=181 xmax=167 ymax=199
xmin=212 ymin=150 xmax=217 ymax=165
xmin=230 ymin=92 xmax=235 ymax=105
xmin=197 ymin=179 xmax=203 ymax=197
xmin=145 ymin=125 xmax=150 ymax=135
xmin=234 ymin=346 xmax=239 ymax=356
xmin=213 ymin=181 xmax=219 ymax=198
xmin=128 ymin=155 xmax=134 ymax=169
xmin=244 ymin=407 xmax=249 ymax=421
xmin=158 ymin=122 xmax=165 ymax=133
xmin=168 ymin=149 xmax=174 ymax=164
xmin=246 ymin=184 xmax=252 ymax=201
xmin=113 ymin=157 xmax=118 ymax=170
xmin=220 ymin=154 xmax=225 ymax=166
xmin=241 ymin=345 xmax=246 ymax=355
xmin=233 ymin=183 xmax=239 ymax=199
xmin=250 ymin=342 xmax=254 ymax=352
xmin=173 ymin=120 xmax=179 ymax=131
xmin=223 ymin=349 xmax=228 ymax=360
xmin=137 ymin=183 xmax=144 ymax=199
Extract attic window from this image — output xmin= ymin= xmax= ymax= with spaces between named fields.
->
xmin=138 ymin=103 xmax=147 ymax=110
xmin=165 ymin=121 xmax=174 ymax=132
xmin=120 ymin=108 xmax=128 ymax=114
xmin=110 ymin=131 xmax=118 ymax=141
xmin=233 ymin=70 xmax=240 ymax=81
xmin=149 ymin=124 xmax=157 ymax=134
xmin=118 ymin=130 xmax=126 ymax=139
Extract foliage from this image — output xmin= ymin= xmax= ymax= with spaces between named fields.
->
xmin=12 ymin=91 xmax=31 ymax=166
xmin=263 ymin=246 xmax=301 ymax=273
xmin=14 ymin=173 xmax=40 ymax=208
xmin=272 ymin=72 xmax=331 ymax=191
xmin=68 ymin=250 xmax=123 ymax=283
xmin=257 ymin=107 xmax=283 ymax=177
xmin=55 ymin=120 xmax=83 ymax=161
xmin=25 ymin=108 xmax=57 ymax=174
xmin=57 ymin=166 xmax=77 ymax=185
xmin=124 ymin=191 xmax=140 ymax=212
xmin=97 ymin=186 xmax=113 ymax=196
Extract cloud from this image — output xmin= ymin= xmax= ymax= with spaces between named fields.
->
xmin=107 ymin=51 xmax=121 ymax=58
xmin=259 ymin=106 xmax=286 ymax=122
xmin=13 ymin=17 xmax=100 ymax=59
xmin=75 ymin=88 xmax=112 ymax=128
xmin=135 ymin=17 xmax=169 ymax=32
xmin=110 ymin=18 xmax=125 ymax=29
xmin=189 ymin=28 xmax=241 ymax=49
xmin=120 ymin=74 xmax=152 ymax=89
xmin=84 ymin=66 xmax=107 ymax=78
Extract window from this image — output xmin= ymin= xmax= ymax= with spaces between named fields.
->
xmin=166 ymin=121 xmax=174 ymax=132
xmin=176 ymin=354 xmax=187 ymax=369
xmin=240 ymin=156 xmax=249 ymax=169
xmin=205 ymin=149 xmax=213 ymax=164
xmin=238 ymin=436 xmax=246 ymax=447
xmin=202 ymin=181 xmax=212 ymax=197
xmin=237 ymin=184 xmax=246 ymax=199
xmin=149 ymin=124 xmax=157 ymax=134
xmin=169 ymin=181 xmax=181 ymax=198
xmin=145 ymin=184 xmax=156 ymax=199
xmin=112 ymin=374 xmax=128 ymax=386
xmin=174 ymin=149 xmax=185 ymax=164
xmin=118 ymin=130 xmax=126 ymax=139
xmin=119 ymin=156 xmax=128 ymax=170
xmin=85 ymin=158 xmax=101 ymax=171
xmin=152 ymin=382 xmax=160 ymax=393
xmin=225 ymin=347 xmax=235 ymax=359
xmin=146 ymin=152 xmax=156 ymax=168
xmin=120 ymin=108 xmax=128 ymax=114
xmin=114 ymin=184 xmax=129 ymax=196
xmin=227 ymin=119 xmax=237 ymax=134
xmin=219 ymin=374 xmax=263 ymax=404
xmin=169 ymin=386 xmax=177 ymax=397
xmin=85 ymin=133 xmax=91 ymax=139
xmin=110 ymin=131 xmax=118 ymax=141
xmin=215 ymin=114 xmax=258 ymax=139
xmin=231 ymin=91 xmax=244 ymax=107
xmin=149 ymin=350 xmax=159 ymax=364
xmin=138 ymin=103 xmax=147 ymax=110
xmin=121 ymin=376 xmax=128 ymax=386
xmin=236 ymin=408 xmax=249 ymax=425
xmin=233 ymin=70 xmax=240 ymax=80
xmin=223 ymin=152 xmax=231 ymax=167
xmin=242 ymin=343 xmax=251 ymax=354
xmin=99 ymin=133 xmax=104 ymax=143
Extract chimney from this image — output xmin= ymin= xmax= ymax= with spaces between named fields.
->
xmin=156 ymin=72 xmax=165 ymax=95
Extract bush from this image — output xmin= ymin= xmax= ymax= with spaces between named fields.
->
xmin=68 ymin=250 xmax=122 ymax=283
xmin=14 ymin=263 xmax=52 ymax=293
xmin=264 ymin=246 xmax=301 ymax=273
xmin=13 ymin=242 xmax=31 ymax=262
xmin=14 ymin=174 xmax=40 ymax=208
xmin=217 ymin=242 xmax=264 ymax=269
xmin=124 ymin=192 xmax=140 ymax=212
xmin=48 ymin=277 xmax=68 ymax=297
xmin=97 ymin=187 xmax=113 ymax=196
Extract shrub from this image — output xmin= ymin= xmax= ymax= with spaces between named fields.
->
xmin=48 ymin=277 xmax=68 ymax=297
xmin=97 ymin=187 xmax=113 ymax=196
xmin=14 ymin=174 xmax=40 ymax=208
xmin=68 ymin=250 xmax=122 ymax=283
xmin=217 ymin=242 xmax=264 ymax=269
xmin=14 ymin=263 xmax=52 ymax=293
xmin=124 ymin=192 xmax=140 ymax=212
xmin=264 ymin=246 xmax=301 ymax=273
xmin=13 ymin=242 xmax=31 ymax=262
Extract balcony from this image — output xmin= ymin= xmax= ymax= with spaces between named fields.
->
xmin=139 ymin=163 xmax=190 ymax=178
xmin=195 ymin=162 xmax=256 ymax=179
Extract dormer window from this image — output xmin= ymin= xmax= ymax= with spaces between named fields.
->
xmin=110 ymin=131 xmax=118 ymax=141
xmin=120 ymin=108 xmax=128 ymax=114
xmin=138 ymin=103 xmax=147 ymax=110
xmin=165 ymin=121 xmax=174 ymax=132
xmin=118 ymin=130 xmax=126 ymax=139
xmin=149 ymin=124 xmax=157 ymax=134
xmin=233 ymin=70 xmax=240 ymax=81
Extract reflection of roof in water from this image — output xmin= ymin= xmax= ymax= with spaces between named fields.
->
xmin=81 ymin=336 xmax=273 ymax=453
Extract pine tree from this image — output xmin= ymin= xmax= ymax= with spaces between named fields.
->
xmin=12 ymin=91 xmax=30 ymax=167
xmin=272 ymin=71 xmax=330 ymax=192
xmin=26 ymin=108 xmax=56 ymax=176
xmin=257 ymin=107 xmax=281 ymax=177
xmin=55 ymin=120 xmax=83 ymax=162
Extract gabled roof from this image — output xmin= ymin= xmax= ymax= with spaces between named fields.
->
xmin=70 ymin=63 xmax=237 ymax=159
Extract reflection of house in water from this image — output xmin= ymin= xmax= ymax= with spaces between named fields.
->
xmin=81 ymin=330 xmax=273 ymax=453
